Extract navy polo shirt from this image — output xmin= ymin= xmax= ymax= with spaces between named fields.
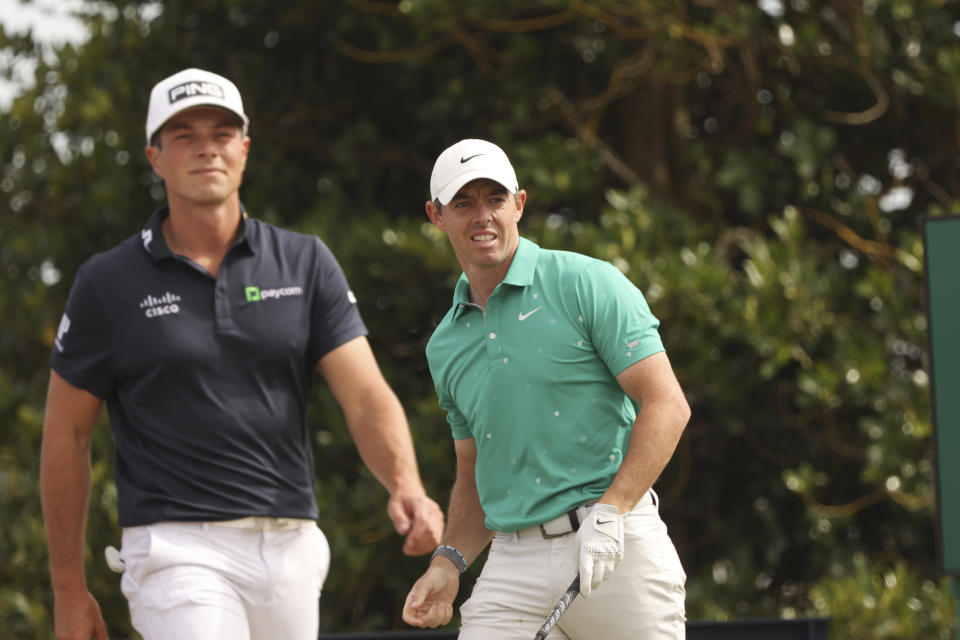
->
xmin=50 ymin=206 xmax=367 ymax=526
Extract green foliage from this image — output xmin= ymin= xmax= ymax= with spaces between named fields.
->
xmin=810 ymin=554 xmax=955 ymax=639
xmin=3 ymin=0 xmax=960 ymax=638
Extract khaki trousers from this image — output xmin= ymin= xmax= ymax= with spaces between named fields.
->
xmin=459 ymin=491 xmax=686 ymax=639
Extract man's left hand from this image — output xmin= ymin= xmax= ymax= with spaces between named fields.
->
xmin=576 ymin=503 xmax=624 ymax=596
xmin=388 ymin=493 xmax=445 ymax=555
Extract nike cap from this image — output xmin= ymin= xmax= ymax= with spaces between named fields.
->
xmin=430 ymin=139 xmax=519 ymax=205
xmin=146 ymin=68 xmax=249 ymax=144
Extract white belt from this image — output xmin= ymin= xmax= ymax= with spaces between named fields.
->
xmin=212 ymin=517 xmax=315 ymax=531
xmin=539 ymin=502 xmax=597 ymax=538
xmin=526 ymin=491 xmax=657 ymax=539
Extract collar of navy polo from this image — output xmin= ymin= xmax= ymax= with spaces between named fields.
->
xmin=139 ymin=204 xmax=255 ymax=263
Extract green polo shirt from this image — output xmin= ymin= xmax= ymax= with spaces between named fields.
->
xmin=426 ymin=237 xmax=664 ymax=532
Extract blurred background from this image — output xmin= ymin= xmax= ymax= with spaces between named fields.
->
xmin=1 ymin=0 xmax=958 ymax=638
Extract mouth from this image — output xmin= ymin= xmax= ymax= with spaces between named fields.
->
xmin=191 ymin=167 xmax=224 ymax=176
xmin=471 ymin=233 xmax=496 ymax=242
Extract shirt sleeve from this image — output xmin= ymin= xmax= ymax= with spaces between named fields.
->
xmin=306 ymin=238 xmax=368 ymax=364
xmin=435 ymin=379 xmax=472 ymax=440
xmin=49 ymin=262 xmax=115 ymax=399
xmin=576 ymin=260 xmax=664 ymax=377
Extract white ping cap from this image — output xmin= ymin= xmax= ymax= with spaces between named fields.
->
xmin=429 ymin=139 xmax=519 ymax=205
xmin=145 ymin=68 xmax=249 ymax=144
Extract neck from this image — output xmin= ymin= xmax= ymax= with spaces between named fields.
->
xmin=464 ymin=263 xmax=513 ymax=312
xmin=163 ymin=196 xmax=242 ymax=276
xmin=467 ymin=277 xmax=499 ymax=311
xmin=462 ymin=240 xmax=520 ymax=311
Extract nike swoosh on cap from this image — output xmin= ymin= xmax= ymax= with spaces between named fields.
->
xmin=460 ymin=154 xmax=484 ymax=163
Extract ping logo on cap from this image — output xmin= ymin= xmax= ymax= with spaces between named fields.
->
xmin=168 ymin=81 xmax=225 ymax=104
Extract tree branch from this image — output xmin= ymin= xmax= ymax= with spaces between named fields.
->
xmin=800 ymin=207 xmax=897 ymax=264
xmin=804 ymin=486 xmax=888 ymax=518
xmin=822 ymin=68 xmax=890 ymax=125
xmin=472 ymin=10 xmax=577 ymax=33
xmin=449 ymin=25 xmax=503 ymax=75
xmin=331 ymin=33 xmax=448 ymax=64
xmin=344 ymin=0 xmax=402 ymax=17
xmin=546 ymin=87 xmax=642 ymax=185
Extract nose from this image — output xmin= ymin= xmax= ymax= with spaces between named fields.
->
xmin=473 ymin=201 xmax=495 ymax=222
xmin=195 ymin=133 xmax=219 ymax=157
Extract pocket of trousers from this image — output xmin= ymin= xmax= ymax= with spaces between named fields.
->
xmin=623 ymin=512 xmax=686 ymax=581
xmin=311 ymin=526 xmax=331 ymax=589
xmin=119 ymin=526 xmax=155 ymax=600
xmin=119 ymin=523 xmax=210 ymax=610
xmin=622 ymin=509 xmax=668 ymax=540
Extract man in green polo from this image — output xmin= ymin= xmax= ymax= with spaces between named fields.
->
xmin=402 ymin=139 xmax=690 ymax=638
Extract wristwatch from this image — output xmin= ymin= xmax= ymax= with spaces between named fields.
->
xmin=431 ymin=544 xmax=468 ymax=574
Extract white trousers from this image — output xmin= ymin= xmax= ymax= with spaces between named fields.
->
xmin=460 ymin=492 xmax=686 ymax=639
xmin=118 ymin=520 xmax=330 ymax=640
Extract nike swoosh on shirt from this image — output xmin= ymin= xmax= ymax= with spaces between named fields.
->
xmin=460 ymin=154 xmax=483 ymax=163
xmin=518 ymin=306 xmax=542 ymax=321
xmin=596 ymin=518 xmax=615 ymax=525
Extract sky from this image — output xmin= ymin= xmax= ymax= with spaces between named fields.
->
xmin=0 ymin=0 xmax=90 ymax=110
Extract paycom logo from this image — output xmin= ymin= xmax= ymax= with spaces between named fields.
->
xmin=245 ymin=285 xmax=303 ymax=302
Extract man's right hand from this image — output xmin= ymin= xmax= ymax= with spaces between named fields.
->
xmin=401 ymin=561 xmax=461 ymax=628
xmin=387 ymin=492 xmax=445 ymax=556
xmin=54 ymin=587 xmax=109 ymax=640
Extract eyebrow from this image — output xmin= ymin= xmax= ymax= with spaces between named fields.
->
xmin=452 ymin=185 xmax=509 ymax=200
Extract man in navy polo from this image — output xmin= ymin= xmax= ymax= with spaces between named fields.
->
xmin=40 ymin=68 xmax=443 ymax=640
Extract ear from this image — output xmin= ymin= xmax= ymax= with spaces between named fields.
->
xmin=145 ymin=144 xmax=164 ymax=179
xmin=514 ymin=189 xmax=527 ymax=222
xmin=240 ymin=136 xmax=250 ymax=171
xmin=425 ymin=200 xmax=446 ymax=230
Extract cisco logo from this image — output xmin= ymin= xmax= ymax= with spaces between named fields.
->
xmin=140 ymin=292 xmax=182 ymax=318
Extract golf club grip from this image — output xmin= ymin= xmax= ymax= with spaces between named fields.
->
xmin=533 ymin=575 xmax=580 ymax=640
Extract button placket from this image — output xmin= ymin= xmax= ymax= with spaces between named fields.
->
xmin=214 ymin=256 xmax=235 ymax=332
xmin=485 ymin=300 xmax=506 ymax=368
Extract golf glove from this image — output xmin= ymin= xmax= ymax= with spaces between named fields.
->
xmin=576 ymin=503 xmax=624 ymax=596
